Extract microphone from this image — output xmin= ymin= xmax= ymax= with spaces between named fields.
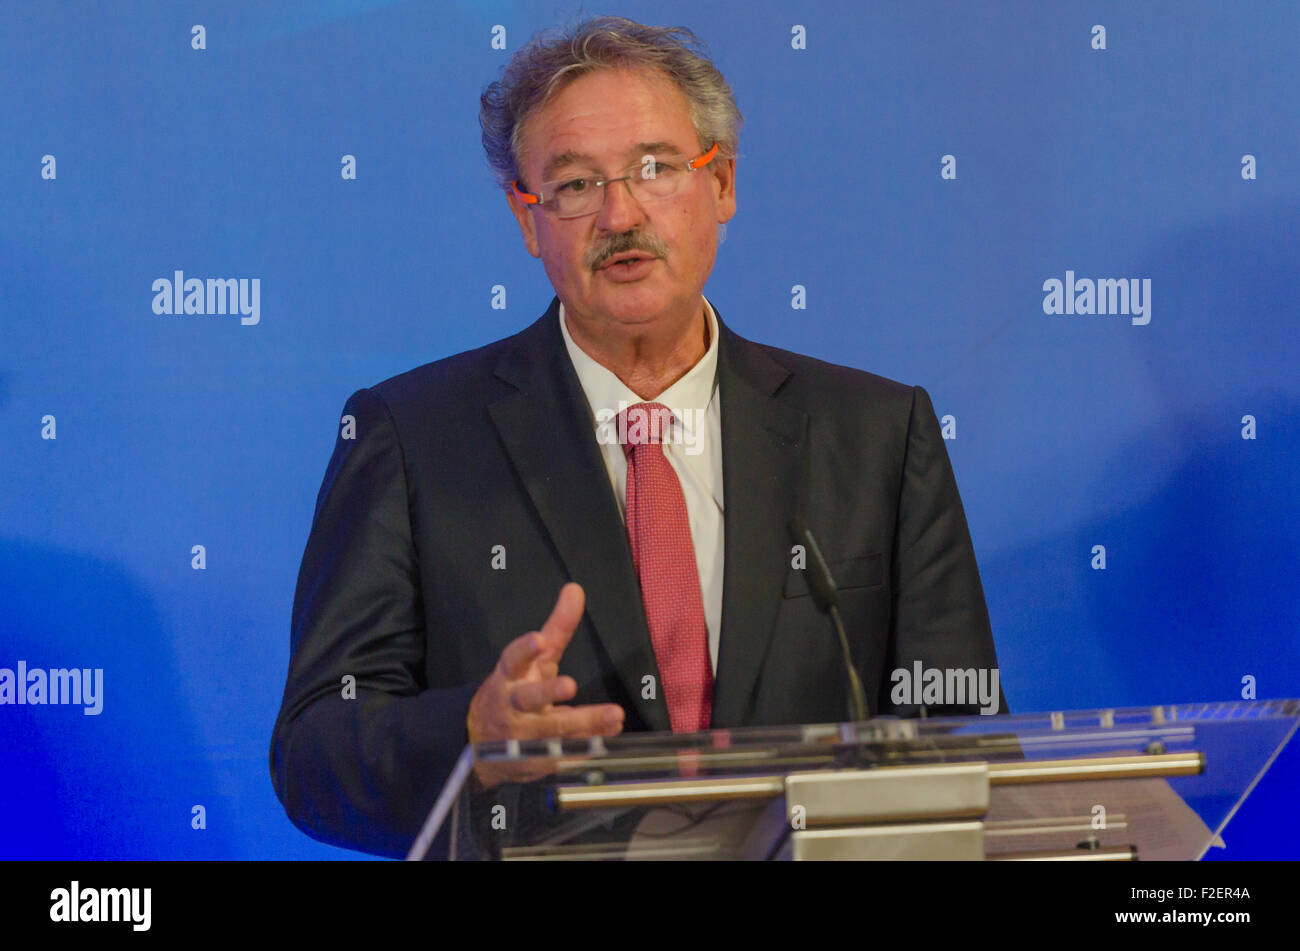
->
xmin=788 ymin=515 xmax=868 ymax=724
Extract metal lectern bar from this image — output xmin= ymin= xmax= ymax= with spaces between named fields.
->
xmin=552 ymin=751 xmax=1205 ymax=811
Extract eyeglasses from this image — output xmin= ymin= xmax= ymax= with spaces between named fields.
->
xmin=512 ymin=142 xmax=719 ymax=219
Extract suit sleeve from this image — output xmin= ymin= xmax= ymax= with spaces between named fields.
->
xmin=880 ymin=385 xmax=1008 ymax=717
xmin=269 ymin=387 xmax=478 ymax=858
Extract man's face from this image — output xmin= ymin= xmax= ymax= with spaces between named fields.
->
xmin=506 ymin=67 xmax=736 ymax=335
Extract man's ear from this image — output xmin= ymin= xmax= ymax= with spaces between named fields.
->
xmin=505 ymin=189 xmax=542 ymax=258
xmin=711 ymin=157 xmax=737 ymax=224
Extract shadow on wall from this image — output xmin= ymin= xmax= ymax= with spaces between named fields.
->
xmin=0 ymin=537 xmax=231 ymax=858
xmin=984 ymin=394 xmax=1299 ymax=713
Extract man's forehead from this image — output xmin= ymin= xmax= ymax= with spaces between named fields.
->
xmin=519 ymin=67 xmax=697 ymax=177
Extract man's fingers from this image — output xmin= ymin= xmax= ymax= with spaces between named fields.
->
xmin=499 ymin=630 xmax=545 ymax=679
xmin=499 ymin=584 xmax=585 ymax=682
xmin=540 ymin=703 xmax=625 ymax=738
xmin=537 ymin=582 xmax=585 ymax=655
xmin=509 ymin=676 xmax=577 ymax=713
xmin=512 ymin=703 xmax=623 ymax=740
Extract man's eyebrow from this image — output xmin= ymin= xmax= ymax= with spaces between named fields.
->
xmin=541 ymin=142 xmax=688 ymax=181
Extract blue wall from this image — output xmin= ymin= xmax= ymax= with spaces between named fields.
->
xmin=2 ymin=0 xmax=1297 ymax=858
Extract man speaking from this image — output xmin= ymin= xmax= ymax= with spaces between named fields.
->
xmin=270 ymin=15 xmax=1003 ymax=859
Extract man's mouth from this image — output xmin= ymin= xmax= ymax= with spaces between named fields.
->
xmin=600 ymin=253 xmax=654 ymax=270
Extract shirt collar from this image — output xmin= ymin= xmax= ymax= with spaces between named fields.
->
xmin=559 ymin=296 xmax=720 ymax=438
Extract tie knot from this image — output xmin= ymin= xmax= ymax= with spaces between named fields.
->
xmin=617 ymin=402 xmax=675 ymax=456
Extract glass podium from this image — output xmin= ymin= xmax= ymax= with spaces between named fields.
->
xmin=408 ymin=700 xmax=1299 ymax=860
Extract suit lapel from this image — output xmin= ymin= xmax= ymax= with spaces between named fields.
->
xmin=710 ymin=307 xmax=808 ymax=727
xmin=488 ymin=298 xmax=670 ymax=732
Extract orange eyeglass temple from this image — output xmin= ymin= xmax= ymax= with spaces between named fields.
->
xmin=687 ymin=142 xmax=719 ymax=169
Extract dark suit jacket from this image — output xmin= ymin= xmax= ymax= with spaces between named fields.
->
xmin=269 ymin=296 xmax=1002 ymax=858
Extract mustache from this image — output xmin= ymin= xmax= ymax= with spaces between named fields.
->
xmin=587 ymin=232 xmax=668 ymax=271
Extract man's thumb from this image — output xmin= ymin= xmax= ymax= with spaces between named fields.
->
xmin=538 ymin=582 xmax=585 ymax=653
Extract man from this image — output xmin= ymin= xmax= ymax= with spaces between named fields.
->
xmin=270 ymin=16 xmax=1003 ymax=859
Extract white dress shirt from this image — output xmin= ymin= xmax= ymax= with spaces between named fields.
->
xmin=558 ymin=298 xmax=725 ymax=674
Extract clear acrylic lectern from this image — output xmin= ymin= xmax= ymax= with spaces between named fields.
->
xmin=408 ymin=700 xmax=1299 ymax=860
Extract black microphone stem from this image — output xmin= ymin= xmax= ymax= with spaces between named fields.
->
xmin=829 ymin=604 xmax=867 ymax=724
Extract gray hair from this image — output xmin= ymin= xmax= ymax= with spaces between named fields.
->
xmin=480 ymin=16 xmax=743 ymax=191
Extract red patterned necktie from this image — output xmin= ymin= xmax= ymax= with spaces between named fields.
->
xmin=619 ymin=402 xmax=713 ymax=733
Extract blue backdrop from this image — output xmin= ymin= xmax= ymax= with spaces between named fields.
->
xmin=2 ymin=0 xmax=1297 ymax=859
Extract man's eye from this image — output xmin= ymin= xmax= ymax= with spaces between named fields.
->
xmin=556 ymin=178 xmax=589 ymax=194
xmin=645 ymin=161 xmax=679 ymax=177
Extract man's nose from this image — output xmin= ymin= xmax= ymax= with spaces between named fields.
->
xmin=595 ymin=176 xmax=646 ymax=232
